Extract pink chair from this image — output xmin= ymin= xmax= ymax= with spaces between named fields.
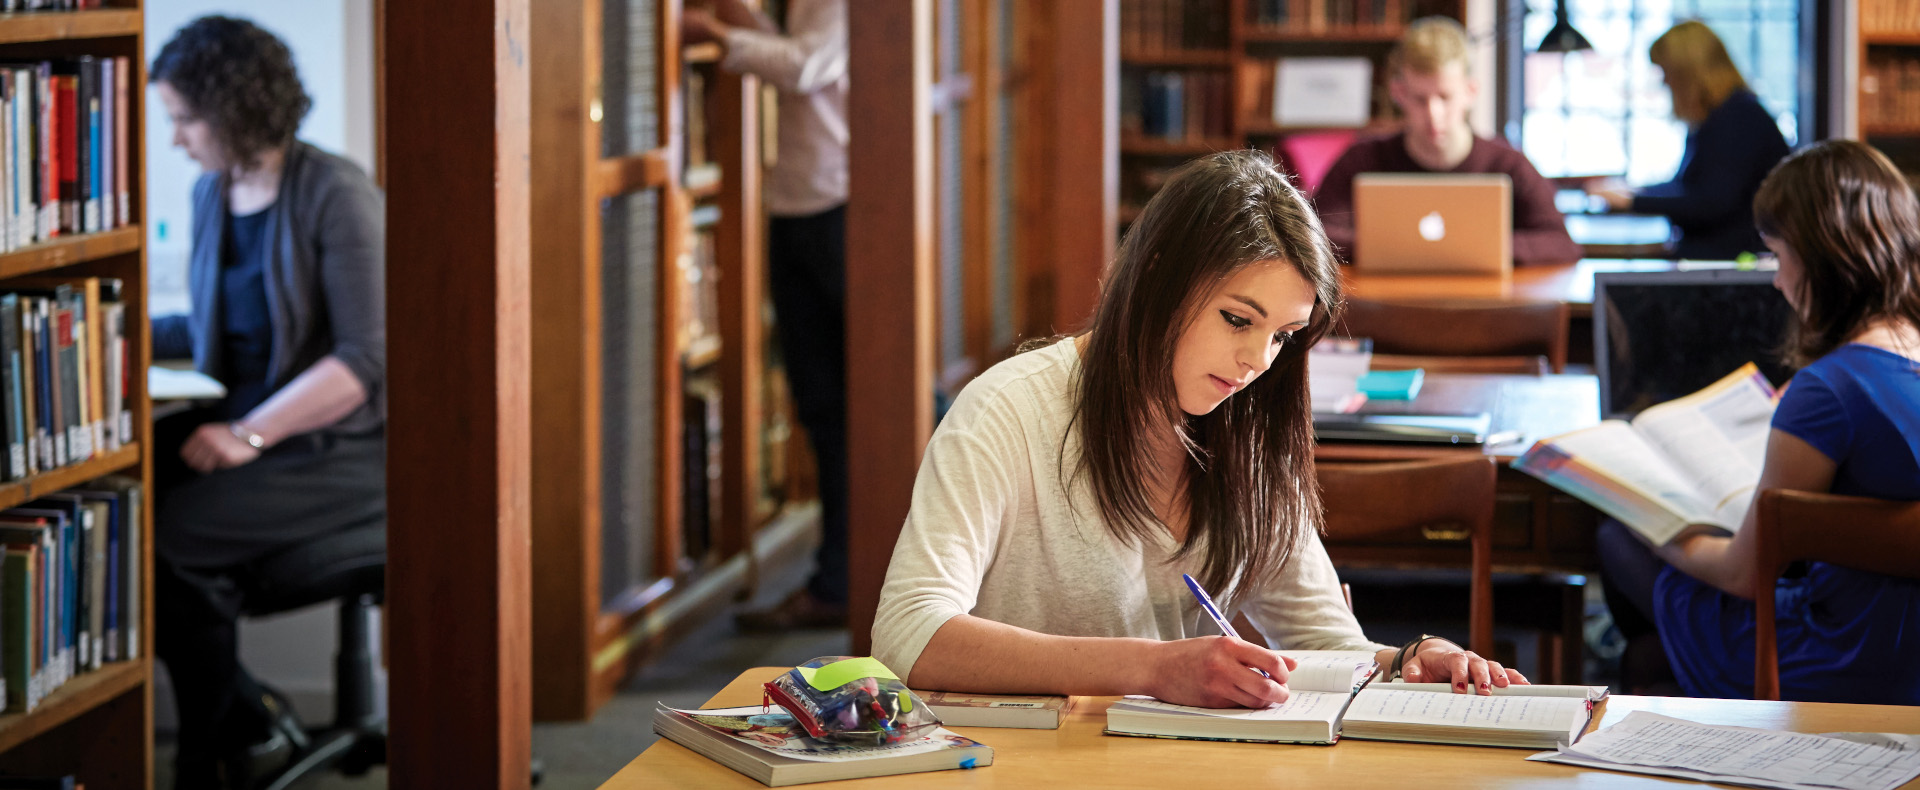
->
xmin=1279 ymin=130 xmax=1359 ymax=194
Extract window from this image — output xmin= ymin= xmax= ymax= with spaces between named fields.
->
xmin=1513 ymin=0 xmax=1805 ymax=185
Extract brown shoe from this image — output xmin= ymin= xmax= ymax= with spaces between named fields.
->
xmin=735 ymin=590 xmax=848 ymax=632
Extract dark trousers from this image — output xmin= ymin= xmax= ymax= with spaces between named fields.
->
xmin=769 ymin=205 xmax=849 ymax=605
xmin=152 ymin=409 xmax=385 ymax=774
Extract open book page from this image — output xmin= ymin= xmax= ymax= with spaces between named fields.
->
xmin=1345 ymin=688 xmax=1589 ymax=732
xmin=1629 ymin=363 xmax=1777 ymax=531
xmin=1556 ymin=712 xmax=1920 ymax=790
xmin=1384 ymin=682 xmax=1606 ymax=700
xmin=1109 ymin=691 xmax=1351 ymax=722
xmin=1278 ymin=651 xmax=1379 ymax=694
xmin=1523 ymin=421 xmax=1717 ymax=543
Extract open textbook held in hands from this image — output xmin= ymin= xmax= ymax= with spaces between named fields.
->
xmin=1104 ymin=651 xmax=1602 ymax=748
xmin=1513 ymin=363 xmax=1779 ymax=546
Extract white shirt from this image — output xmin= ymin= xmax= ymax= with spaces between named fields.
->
xmin=872 ymin=338 xmax=1392 ymax=681
xmin=721 ymin=0 xmax=848 ymax=217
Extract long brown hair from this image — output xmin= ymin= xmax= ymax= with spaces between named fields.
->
xmin=1072 ymin=150 xmax=1342 ymax=607
xmin=1649 ymin=21 xmax=1748 ymax=124
xmin=1755 ymin=139 xmax=1920 ymax=367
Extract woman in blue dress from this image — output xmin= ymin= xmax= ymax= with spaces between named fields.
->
xmin=1597 ymin=139 xmax=1920 ymax=703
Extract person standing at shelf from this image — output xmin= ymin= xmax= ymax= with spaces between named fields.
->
xmin=1314 ymin=17 xmax=1582 ymax=266
xmin=147 ymin=16 xmax=386 ymax=788
xmin=1586 ymin=21 xmax=1791 ymax=260
xmin=683 ymin=0 xmax=852 ymax=631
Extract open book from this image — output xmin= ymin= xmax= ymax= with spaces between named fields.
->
xmin=1513 ymin=363 xmax=1778 ymax=545
xmin=654 ymin=705 xmax=993 ymax=787
xmin=1105 ymin=652 xmax=1601 ymax=749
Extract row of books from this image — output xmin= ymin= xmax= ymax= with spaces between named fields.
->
xmin=677 ymin=212 xmax=721 ymax=362
xmin=0 ymin=475 xmax=143 ymax=713
xmin=1121 ymin=68 xmax=1233 ymax=144
xmin=1247 ymin=0 xmax=1408 ymax=29
xmin=0 ymin=0 xmax=107 ymax=10
xmin=0 ymin=279 xmax=133 ymax=482
xmin=1864 ymin=0 xmax=1920 ymax=35
xmin=1121 ymin=0 xmax=1229 ymax=55
xmin=0 ymin=56 xmax=135 ymax=253
xmin=1863 ymin=55 xmax=1920 ymax=130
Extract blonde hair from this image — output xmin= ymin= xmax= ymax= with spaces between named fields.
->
xmin=1650 ymin=21 xmax=1749 ymax=124
xmin=1389 ymin=17 xmax=1471 ymax=78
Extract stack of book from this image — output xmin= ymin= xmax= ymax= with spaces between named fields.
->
xmin=0 ymin=56 xmax=136 ymax=253
xmin=1864 ymin=53 xmax=1920 ymax=130
xmin=0 ymin=475 xmax=143 ymax=713
xmin=1121 ymin=0 xmax=1229 ymax=54
xmin=1121 ymin=68 xmax=1232 ymax=143
xmin=0 ymin=277 xmax=135 ymax=480
xmin=0 ymin=0 xmax=111 ymax=11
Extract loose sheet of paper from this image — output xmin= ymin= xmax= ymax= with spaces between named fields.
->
xmin=1345 ymin=688 xmax=1586 ymax=731
xmin=1560 ymin=712 xmax=1920 ymax=790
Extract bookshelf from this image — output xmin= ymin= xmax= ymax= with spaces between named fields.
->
xmin=0 ymin=4 xmax=153 ymax=788
xmin=528 ymin=0 xmax=815 ymax=722
xmin=1119 ymin=0 xmax=1465 ymax=220
xmin=1860 ymin=0 xmax=1920 ymax=177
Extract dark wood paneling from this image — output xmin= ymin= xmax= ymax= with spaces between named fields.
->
xmin=384 ymin=0 xmax=534 ymax=785
xmin=847 ymin=0 xmax=937 ymax=656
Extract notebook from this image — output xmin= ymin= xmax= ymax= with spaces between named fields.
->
xmin=653 ymin=704 xmax=994 ymax=787
xmin=1352 ymin=173 xmax=1512 ymax=274
xmin=1104 ymin=651 xmax=1380 ymax=745
xmin=1106 ymin=653 xmax=1601 ymax=749
xmin=923 ymin=692 xmax=1071 ymax=729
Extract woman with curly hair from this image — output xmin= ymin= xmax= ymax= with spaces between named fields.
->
xmin=148 ymin=16 xmax=385 ymax=787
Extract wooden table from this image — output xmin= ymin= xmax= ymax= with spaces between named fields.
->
xmin=1319 ymin=372 xmax=1599 ymax=464
xmin=606 ymin=667 xmax=1920 ymax=788
xmin=1344 ymin=258 xmax=1681 ymax=318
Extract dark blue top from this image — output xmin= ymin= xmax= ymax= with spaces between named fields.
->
xmin=219 ymin=208 xmax=274 ymax=421
xmin=1656 ymin=345 xmax=1920 ymax=703
xmin=1631 ymin=90 xmax=1792 ymax=260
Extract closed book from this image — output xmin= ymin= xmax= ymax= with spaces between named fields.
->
xmin=654 ymin=704 xmax=994 ymax=787
xmin=50 ymin=75 xmax=72 ymax=235
xmin=82 ymin=475 xmax=137 ymax=659
xmin=68 ymin=489 xmax=119 ymax=661
xmin=37 ymin=63 xmax=53 ymax=241
xmin=75 ymin=57 xmax=95 ymax=234
xmin=114 ymin=57 xmax=128 ymax=227
xmin=0 ymin=294 xmax=19 ymax=479
xmin=17 ymin=297 xmax=34 ymax=475
xmin=922 ymin=693 xmax=1070 ymax=729
xmin=1 ymin=541 xmax=37 ymax=712
xmin=96 ymin=59 xmax=109 ymax=230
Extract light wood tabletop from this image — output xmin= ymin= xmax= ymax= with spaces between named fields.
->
xmin=602 ymin=667 xmax=1920 ymax=788
xmin=1343 ymin=259 xmax=1720 ymax=317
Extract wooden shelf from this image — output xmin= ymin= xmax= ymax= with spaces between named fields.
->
xmin=1121 ymin=133 xmax=1243 ymax=156
xmin=0 ymin=443 xmax=141 ymax=512
xmin=0 ymin=9 xmax=140 ymax=45
xmin=1121 ymin=48 xmax=1233 ymax=67
xmin=0 ymin=658 xmax=145 ymax=754
xmin=1865 ymin=123 xmax=1920 ymax=137
xmin=1864 ymin=31 xmax=1920 ymax=46
xmin=0 ymin=226 xmax=142 ymax=280
xmin=684 ymin=42 xmax=722 ymax=64
xmin=1243 ymin=26 xmax=1403 ymax=44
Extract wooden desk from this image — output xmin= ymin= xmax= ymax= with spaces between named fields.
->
xmin=1343 ymin=258 xmax=1679 ymax=318
xmin=606 ymin=667 xmax=1920 ymax=788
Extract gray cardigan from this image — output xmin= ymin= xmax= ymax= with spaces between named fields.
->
xmin=153 ymin=141 xmax=386 ymax=436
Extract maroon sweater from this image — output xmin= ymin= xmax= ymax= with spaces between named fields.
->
xmin=1313 ymin=134 xmax=1582 ymax=266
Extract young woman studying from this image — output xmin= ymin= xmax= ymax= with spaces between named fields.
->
xmin=1597 ymin=139 xmax=1920 ymax=703
xmin=871 ymin=150 xmax=1523 ymax=709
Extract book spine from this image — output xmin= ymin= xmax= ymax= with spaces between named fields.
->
xmin=18 ymin=296 xmax=35 ymax=476
xmin=54 ymin=298 xmax=78 ymax=464
xmin=96 ymin=61 xmax=110 ymax=230
xmin=2 ymin=548 xmax=32 ymax=712
xmin=15 ymin=68 xmax=29 ymax=249
xmin=0 ymin=295 xmax=18 ymax=480
xmin=35 ymin=300 xmax=55 ymax=469
xmin=80 ymin=59 xmax=96 ymax=235
xmin=85 ymin=506 xmax=101 ymax=670
xmin=122 ymin=483 xmax=138 ymax=659
xmin=113 ymin=57 xmax=128 ymax=228
xmin=78 ymin=281 xmax=99 ymax=459
xmin=101 ymin=497 xmax=118 ymax=661
xmin=72 ymin=505 xmax=87 ymax=670
xmin=53 ymin=75 xmax=73 ymax=236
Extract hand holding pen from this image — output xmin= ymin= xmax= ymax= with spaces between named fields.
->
xmin=1135 ymin=574 xmax=1298 ymax=709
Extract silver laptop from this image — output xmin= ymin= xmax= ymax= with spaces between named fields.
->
xmin=1352 ymin=173 xmax=1512 ymax=274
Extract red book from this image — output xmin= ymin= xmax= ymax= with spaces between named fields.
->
xmin=52 ymin=75 xmax=75 ymax=236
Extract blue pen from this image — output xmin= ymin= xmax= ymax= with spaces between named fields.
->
xmin=1182 ymin=573 xmax=1271 ymax=679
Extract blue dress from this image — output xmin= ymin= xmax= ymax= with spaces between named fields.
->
xmin=1655 ymin=344 xmax=1920 ymax=702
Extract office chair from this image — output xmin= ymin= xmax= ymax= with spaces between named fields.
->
xmin=1339 ymin=298 xmax=1570 ymax=375
xmin=1751 ymin=489 xmax=1920 ymax=701
xmin=238 ymin=519 xmax=388 ymax=790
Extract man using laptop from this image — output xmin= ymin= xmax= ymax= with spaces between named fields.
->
xmin=1314 ymin=17 xmax=1581 ymax=266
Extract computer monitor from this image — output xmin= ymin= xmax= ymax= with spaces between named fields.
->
xmin=1593 ymin=269 xmax=1796 ymax=419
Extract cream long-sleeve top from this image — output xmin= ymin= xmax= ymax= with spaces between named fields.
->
xmin=720 ymin=0 xmax=847 ymax=217
xmin=872 ymin=338 xmax=1393 ymax=682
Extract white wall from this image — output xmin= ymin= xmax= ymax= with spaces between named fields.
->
xmin=144 ymin=0 xmax=379 ymax=731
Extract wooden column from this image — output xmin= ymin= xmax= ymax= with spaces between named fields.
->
xmin=847 ymin=0 xmax=937 ymax=656
xmin=1045 ymin=0 xmax=1118 ymax=332
xmin=385 ymin=0 xmax=534 ymax=786
xmin=717 ymin=67 xmax=765 ymax=561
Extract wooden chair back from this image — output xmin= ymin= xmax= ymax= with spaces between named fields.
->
xmin=1318 ymin=456 xmax=1498 ymax=657
xmin=1339 ymin=298 xmax=1570 ymax=375
xmin=1751 ymin=489 xmax=1920 ymax=700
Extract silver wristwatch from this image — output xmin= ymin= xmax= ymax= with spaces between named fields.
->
xmin=229 ymin=422 xmax=266 ymax=449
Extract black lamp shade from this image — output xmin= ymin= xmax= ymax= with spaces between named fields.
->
xmin=1535 ymin=0 xmax=1592 ymax=53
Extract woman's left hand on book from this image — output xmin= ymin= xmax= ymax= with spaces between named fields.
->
xmin=1401 ymin=640 xmax=1528 ymax=695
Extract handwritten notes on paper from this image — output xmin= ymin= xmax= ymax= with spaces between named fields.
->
xmin=1536 ymin=712 xmax=1920 ymax=790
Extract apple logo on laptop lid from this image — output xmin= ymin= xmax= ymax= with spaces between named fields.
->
xmin=1418 ymin=211 xmax=1446 ymax=242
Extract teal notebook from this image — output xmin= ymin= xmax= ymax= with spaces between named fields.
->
xmin=1357 ymin=369 xmax=1424 ymax=400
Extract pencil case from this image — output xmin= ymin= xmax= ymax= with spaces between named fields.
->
xmin=762 ymin=656 xmax=942 ymax=745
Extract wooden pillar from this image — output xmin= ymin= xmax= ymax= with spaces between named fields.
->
xmin=384 ymin=0 xmax=534 ymax=786
xmin=1045 ymin=0 xmax=1119 ymax=332
xmin=847 ymin=0 xmax=937 ymax=656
